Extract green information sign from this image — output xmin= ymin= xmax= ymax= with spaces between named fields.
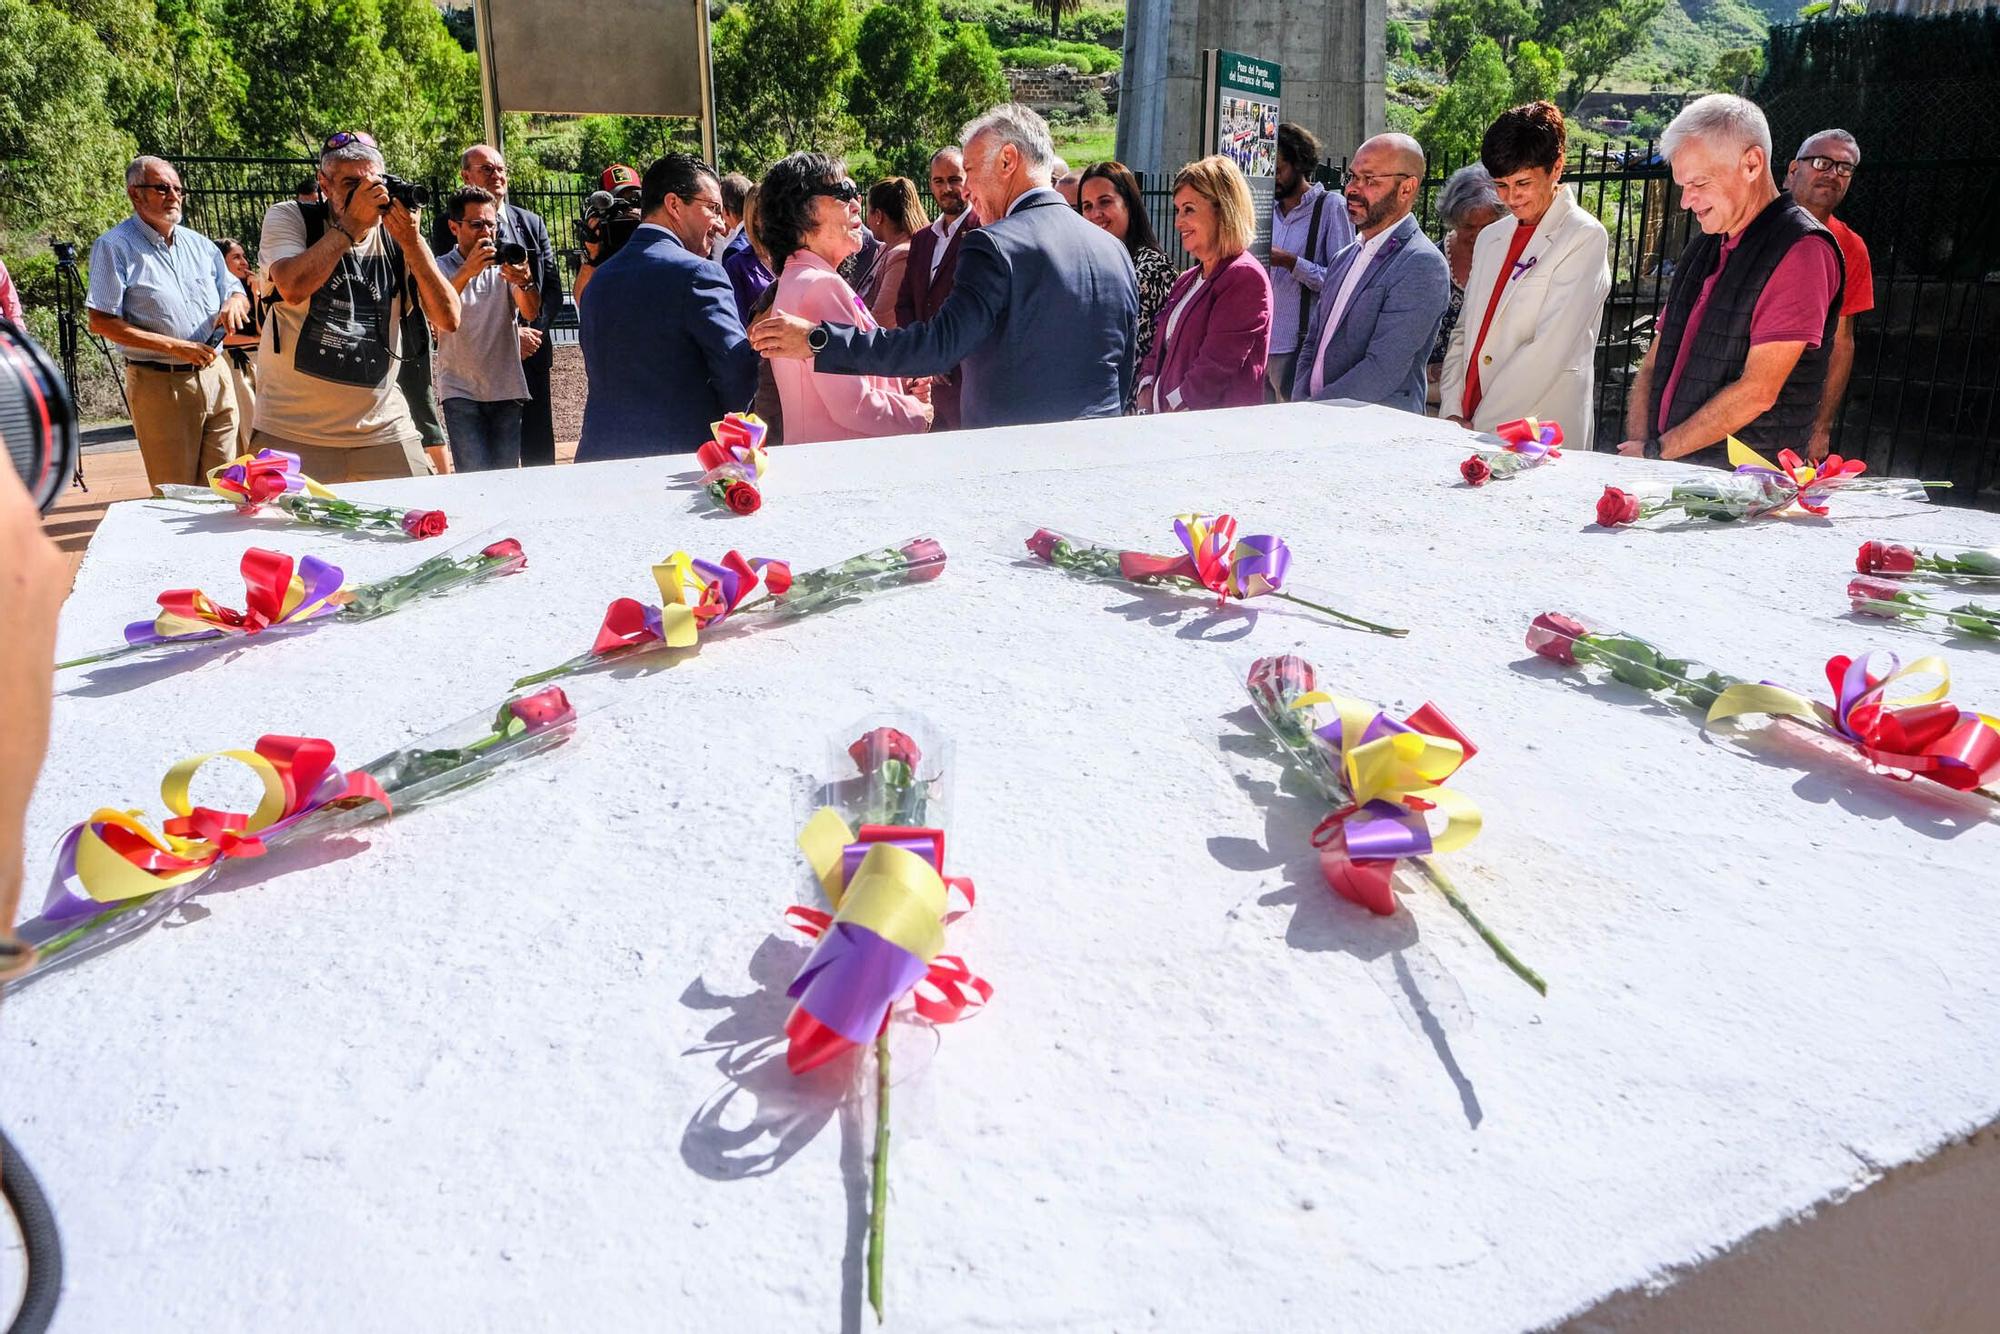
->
xmin=1203 ymin=48 xmax=1282 ymax=180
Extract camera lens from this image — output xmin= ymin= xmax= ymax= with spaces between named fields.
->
xmin=498 ymin=241 xmax=529 ymax=266
xmin=0 ymin=319 xmax=81 ymax=513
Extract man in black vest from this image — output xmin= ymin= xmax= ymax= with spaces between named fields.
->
xmin=1616 ymin=95 xmax=1844 ymax=467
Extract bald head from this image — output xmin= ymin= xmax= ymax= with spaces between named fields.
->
xmin=1360 ymin=133 xmax=1426 ymax=176
xmin=1343 ymin=134 xmax=1425 ymax=237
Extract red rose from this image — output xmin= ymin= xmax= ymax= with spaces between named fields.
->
xmin=402 ymin=509 xmax=448 ymax=539
xmin=480 ymin=538 xmax=527 ymax=572
xmin=1526 ymin=612 xmax=1590 ymax=665
xmin=1461 ymin=455 xmax=1492 ymax=486
xmin=724 ymin=481 xmax=761 ymax=515
xmin=848 ymin=727 xmax=920 ymax=773
xmin=1595 ymin=487 xmax=1641 ymax=527
xmin=900 ymin=537 xmax=947 ymax=582
xmin=1025 ymin=529 xmax=1060 ymax=561
xmin=1249 ymin=654 xmax=1316 ymax=701
xmin=507 ymin=686 xmax=576 ymax=732
xmin=1855 ymin=540 xmax=1916 ymax=575
xmin=1847 ymin=576 xmax=1907 ymax=616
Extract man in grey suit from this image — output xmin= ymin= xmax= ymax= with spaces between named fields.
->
xmin=1293 ymin=134 xmax=1451 ymax=414
xmin=750 ymin=103 xmax=1137 ymax=429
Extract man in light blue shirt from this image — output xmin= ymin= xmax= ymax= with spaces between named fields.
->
xmin=87 ymin=155 xmax=250 ymax=488
xmin=1265 ymin=123 xmax=1356 ymax=402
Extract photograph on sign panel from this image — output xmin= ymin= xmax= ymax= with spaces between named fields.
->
xmin=1216 ymin=93 xmax=1278 ymax=179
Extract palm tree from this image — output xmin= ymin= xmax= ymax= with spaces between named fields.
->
xmin=1033 ymin=0 xmax=1085 ymax=40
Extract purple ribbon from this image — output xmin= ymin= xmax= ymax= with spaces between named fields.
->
xmin=840 ymin=837 xmax=938 ymax=886
xmin=217 ymin=448 xmax=310 ymax=498
xmin=1231 ymin=534 xmax=1291 ymax=595
xmin=787 ymin=922 xmax=929 ymax=1045
xmin=1340 ymin=799 xmax=1436 ymax=861
xmin=120 ymin=554 xmax=346 ymax=647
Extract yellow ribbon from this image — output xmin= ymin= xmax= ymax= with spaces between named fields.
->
xmin=1293 ymin=691 xmax=1483 ymax=854
xmin=206 ymin=451 xmax=340 ymax=503
xmin=150 ymin=567 xmax=346 ymax=640
xmin=72 ymin=748 xmax=293 ymax=904
xmin=796 ymin=808 xmax=947 ymax=963
xmin=647 ymin=554 xmax=703 ymax=648
xmin=1706 ymin=653 xmax=1954 ymax=732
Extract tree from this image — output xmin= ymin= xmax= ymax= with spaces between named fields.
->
xmin=1709 ymin=47 xmax=1764 ymax=95
xmin=1031 ymin=0 xmax=1084 ymax=41
xmin=711 ymin=0 xmax=857 ymax=174
xmin=1386 ymin=19 xmax=1416 ymax=64
xmin=1509 ymin=39 xmax=1565 ymax=107
xmin=0 ymin=0 xmax=135 ymax=239
xmin=1537 ymin=0 xmax=1668 ymax=108
xmin=851 ymin=0 xmax=942 ymax=178
xmin=1418 ymin=36 xmax=1511 ymax=170
xmin=932 ymin=24 xmax=1009 ymax=146
xmin=1429 ymin=0 xmax=1533 ymax=76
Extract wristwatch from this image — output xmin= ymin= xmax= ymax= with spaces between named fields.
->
xmin=806 ymin=323 xmax=830 ymax=353
xmin=1642 ymin=436 xmax=1664 ymax=459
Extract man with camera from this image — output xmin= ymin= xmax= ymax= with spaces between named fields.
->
xmin=449 ymin=144 xmax=562 ymax=467
xmin=252 ymin=131 xmax=460 ymax=482
xmin=570 ymin=163 xmax=644 ymax=314
xmin=85 ymin=155 xmax=251 ymax=490
xmin=434 ymin=186 xmax=542 ymax=471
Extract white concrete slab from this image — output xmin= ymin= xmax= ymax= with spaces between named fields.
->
xmin=4 ymin=403 xmax=2000 ymax=1332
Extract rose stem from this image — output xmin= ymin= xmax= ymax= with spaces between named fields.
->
xmin=868 ymin=1029 xmax=890 ymax=1324
xmin=1271 ymin=591 xmax=1408 ymax=638
xmin=55 ymin=644 xmax=151 ymax=671
xmin=1416 ymin=857 xmax=1546 ymax=995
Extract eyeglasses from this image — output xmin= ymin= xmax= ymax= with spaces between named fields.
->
xmin=1797 ymin=155 xmax=1856 ymax=178
xmin=1342 ymin=170 xmax=1414 ymax=190
xmin=134 ymin=183 xmax=186 ymax=200
xmin=810 ymin=181 xmax=862 ymax=204
xmin=322 ymin=130 xmax=378 ymax=151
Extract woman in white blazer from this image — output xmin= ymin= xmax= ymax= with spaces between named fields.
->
xmin=1441 ymin=101 xmax=1612 ymax=448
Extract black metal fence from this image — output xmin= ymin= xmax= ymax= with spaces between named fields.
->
xmin=178 ymin=150 xmax=1999 ymax=503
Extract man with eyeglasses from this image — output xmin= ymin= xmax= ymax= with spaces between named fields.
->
xmin=576 ymin=153 xmax=757 ymax=461
xmin=895 ymin=146 xmax=982 ymax=430
xmin=1291 ymin=134 xmax=1451 ymax=413
xmin=86 ymin=155 xmax=252 ymax=489
xmin=253 ymin=131 xmax=461 ymax=481
xmin=1784 ymin=129 xmax=1871 ymax=463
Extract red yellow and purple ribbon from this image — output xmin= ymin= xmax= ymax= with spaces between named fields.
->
xmin=206 ymin=448 xmax=338 ymax=508
xmin=1707 ymin=650 xmax=2000 ymax=792
xmin=696 ymin=413 xmax=770 ymax=479
xmin=124 ymin=547 xmax=346 ymax=647
xmin=783 ymin=811 xmax=987 ymax=1074
xmin=591 ymin=550 xmax=793 ymax=654
xmin=1117 ymin=513 xmax=1292 ymax=600
xmin=1296 ymin=692 xmax=1482 ymax=917
xmin=37 ymin=736 xmax=390 ymax=928
xmin=1495 ymin=416 xmax=1563 ymax=459
xmin=1729 ymin=438 xmax=1867 ymax=516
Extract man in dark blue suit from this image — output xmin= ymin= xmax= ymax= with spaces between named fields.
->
xmin=750 ymin=104 xmax=1137 ymax=430
xmin=577 ymin=154 xmax=757 ymax=461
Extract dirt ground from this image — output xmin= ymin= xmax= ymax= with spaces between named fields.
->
xmin=548 ymin=341 xmax=585 ymax=447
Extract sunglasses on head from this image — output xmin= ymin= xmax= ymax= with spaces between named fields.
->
xmin=810 ymin=180 xmax=861 ymax=204
xmin=322 ymin=130 xmax=378 ymax=151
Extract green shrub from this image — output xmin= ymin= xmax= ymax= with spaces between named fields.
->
xmin=997 ymin=45 xmax=1063 ymax=69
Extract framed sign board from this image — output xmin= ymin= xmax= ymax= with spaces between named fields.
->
xmin=1200 ymin=49 xmax=1281 ymax=256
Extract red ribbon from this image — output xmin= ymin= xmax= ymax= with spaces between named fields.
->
xmin=154 ymin=548 xmax=302 ymax=635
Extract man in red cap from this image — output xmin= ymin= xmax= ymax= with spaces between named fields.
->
xmin=602 ymin=164 xmax=642 ymax=201
xmin=573 ymin=164 xmax=645 ymax=311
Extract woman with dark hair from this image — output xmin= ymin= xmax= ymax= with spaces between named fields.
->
xmin=1077 ymin=161 xmax=1175 ymax=411
xmin=856 ymin=177 xmax=928 ymax=328
xmin=758 ymin=152 xmax=930 ymax=443
xmin=1441 ymin=100 xmax=1610 ymax=446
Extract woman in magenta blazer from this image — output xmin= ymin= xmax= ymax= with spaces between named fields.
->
xmin=1135 ymin=155 xmax=1272 ymax=413
xmin=758 ymin=153 xmax=930 ymax=444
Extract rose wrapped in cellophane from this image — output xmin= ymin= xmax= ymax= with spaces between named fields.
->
xmin=785 ymin=722 xmax=989 ymax=1323
xmin=1849 ymin=577 xmax=2000 ymax=640
xmin=1026 ymin=513 xmax=1406 ymax=636
xmin=11 ymin=686 xmax=583 ymax=981
xmin=1527 ymin=612 xmax=2000 ymax=800
xmin=55 ymin=537 xmax=527 ymax=674
xmin=1461 ymin=416 xmax=1563 ymax=487
xmin=1242 ymin=655 xmax=1545 ymax=994
xmin=512 ymin=536 xmax=946 ymax=688
xmin=695 ymin=413 xmax=770 ymax=515
xmin=1594 ymin=437 xmax=1946 ymax=528
xmin=1856 ymin=539 xmax=2000 ymax=581
xmin=156 ymin=448 xmax=448 ymax=538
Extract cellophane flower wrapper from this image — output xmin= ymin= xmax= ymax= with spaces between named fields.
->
xmin=1462 ymin=448 xmax=1551 ymax=485
xmin=1525 ymin=612 xmax=1745 ymax=712
xmin=55 ymin=533 xmax=527 ymax=675
xmin=157 ymin=483 xmax=448 ymax=539
xmin=1856 ymin=539 xmax=2000 ymax=582
xmin=1848 ymin=578 xmax=2000 ymax=640
xmin=11 ymin=685 xmax=588 ymax=983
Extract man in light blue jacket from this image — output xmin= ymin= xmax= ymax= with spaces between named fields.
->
xmin=1293 ymin=134 xmax=1451 ymax=415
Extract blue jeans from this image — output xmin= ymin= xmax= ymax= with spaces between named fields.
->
xmin=442 ymin=397 xmax=525 ymax=472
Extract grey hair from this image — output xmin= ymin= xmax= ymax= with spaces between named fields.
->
xmin=320 ymin=139 xmax=386 ymax=173
xmin=960 ymin=103 xmax=1056 ymax=177
xmin=125 ymin=155 xmax=174 ymax=187
xmin=1661 ymin=94 xmax=1771 ymax=165
xmin=1795 ymin=128 xmax=1860 ymax=165
xmin=1437 ymin=164 xmax=1501 ymax=227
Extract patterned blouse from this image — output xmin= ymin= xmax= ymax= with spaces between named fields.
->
xmin=1131 ymin=245 xmax=1177 ymax=412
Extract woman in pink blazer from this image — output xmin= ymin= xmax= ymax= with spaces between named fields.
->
xmin=1135 ymin=155 xmax=1272 ymax=413
xmin=759 ymin=153 xmax=930 ymax=444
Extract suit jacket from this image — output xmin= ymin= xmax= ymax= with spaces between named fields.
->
xmin=816 ymin=188 xmax=1138 ymax=430
xmin=1440 ymin=185 xmax=1611 ymax=448
xmin=1136 ymin=250 xmax=1272 ymax=412
xmin=896 ymin=209 xmax=980 ymax=429
xmin=577 ymin=224 xmax=758 ymax=461
xmin=1292 ymin=213 xmax=1451 ymax=414
xmin=771 ymin=250 xmax=929 ymax=443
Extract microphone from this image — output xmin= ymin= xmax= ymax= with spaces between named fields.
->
xmin=582 ymin=190 xmax=614 ymax=216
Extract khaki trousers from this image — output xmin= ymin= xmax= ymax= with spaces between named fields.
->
xmin=226 ymin=350 xmax=258 ymax=452
xmin=125 ymin=359 xmax=239 ymax=489
xmin=247 ymin=429 xmax=433 ymax=483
